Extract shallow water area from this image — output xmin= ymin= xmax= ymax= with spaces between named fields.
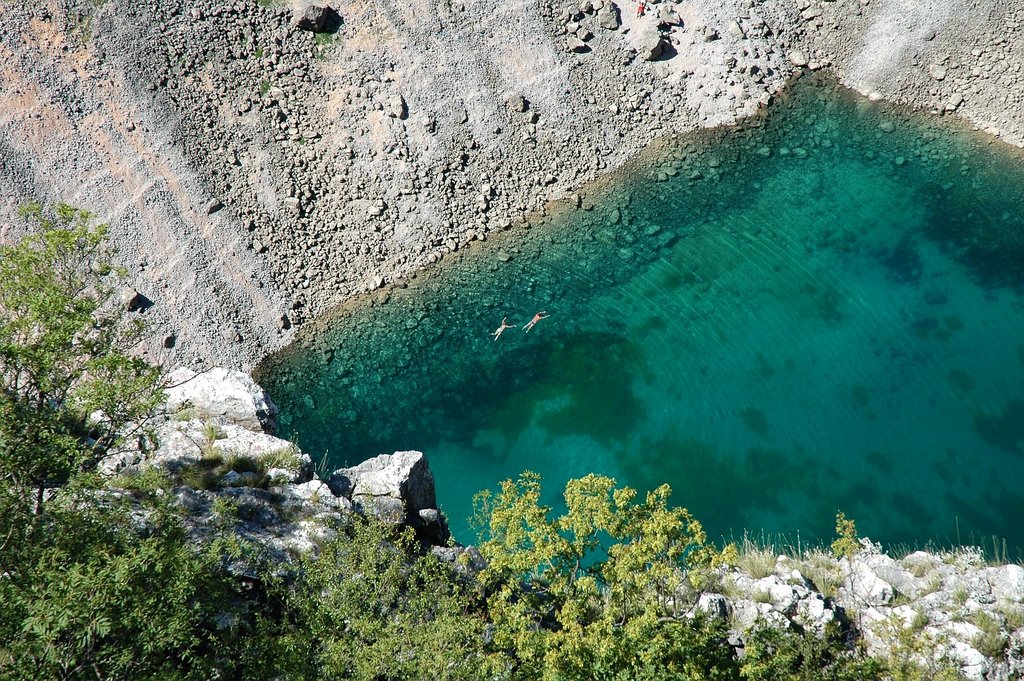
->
xmin=258 ymin=75 xmax=1024 ymax=549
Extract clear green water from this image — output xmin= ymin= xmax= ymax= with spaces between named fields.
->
xmin=257 ymin=75 xmax=1024 ymax=549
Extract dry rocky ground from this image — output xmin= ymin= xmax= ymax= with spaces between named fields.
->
xmin=0 ymin=0 xmax=1020 ymax=369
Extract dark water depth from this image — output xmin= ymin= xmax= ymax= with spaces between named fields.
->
xmin=257 ymin=75 xmax=1024 ymax=550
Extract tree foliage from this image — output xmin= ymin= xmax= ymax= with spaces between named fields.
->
xmin=281 ymin=517 xmax=485 ymax=680
xmin=741 ymin=623 xmax=885 ymax=681
xmin=831 ymin=511 xmax=860 ymax=560
xmin=0 ymin=485 xmax=262 ymax=680
xmin=474 ymin=472 xmax=737 ymax=680
xmin=0 ymin=203 xmax=162 ymax=511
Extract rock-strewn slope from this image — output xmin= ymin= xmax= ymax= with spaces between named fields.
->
xmin=2 ymin=0 xmax=1020 ymax=369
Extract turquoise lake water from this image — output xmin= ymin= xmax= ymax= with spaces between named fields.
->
xmin=257 ymin=75 xmax=1024 ymax=550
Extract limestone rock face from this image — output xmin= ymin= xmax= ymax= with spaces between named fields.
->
xmin=986 ymin=564 xmax=1024 ymax=602
xmin=155 ymin=420 xmax=313 ymax=484
xmin=697 ymin=592 xmax=730 ymax=620
xmin=101 ymin=369 xmax=463 ymax=566
xmin=330 ymin=451 xmax=448 ymax=544
xmin=330 ymin=451 xmax=436 ymax=515
xmin=165 ymin=367 xmax=279 ymax=434
xmin=841 ymin=557 xmax=894 ymax=606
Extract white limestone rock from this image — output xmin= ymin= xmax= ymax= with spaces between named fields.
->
xmin=697 ymin=593 xmax=731 ymax=620
xmin=986 ymin=564 xmax=1024 ymax=602
xmin=842 ymin=557 xmax=895 ymax=606
xmin=165 ymin=367 xmax=279 ymax=434
xmin=146 ymin=420 xmax=312 ymax=484
xmin=788 ymin=49 xmax=808 ymax=67
xmin=330 ymin=450 xmax=437 ymax=516
xmin=629 ymin=26 xmax=665 ymax=61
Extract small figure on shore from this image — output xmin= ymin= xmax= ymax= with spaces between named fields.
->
xmin=492 ymin=317 xmax=516 ymax=341
xmin=523 ymin=311 xmax=549 ymax=333
xmin=636 ymin=0 xmax=646 ymax=17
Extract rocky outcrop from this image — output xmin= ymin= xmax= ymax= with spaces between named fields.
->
xmin=165 ymin=367 xmax=280 ymax=434
xmin=330 ymin=451 xmax=450 ymax=546
xmin=103 ymin=367 xmax=451 ymax=560
xmin=707 ymin=540 xmax=1024 ymax=681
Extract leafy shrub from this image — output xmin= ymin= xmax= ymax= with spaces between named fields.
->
xmin=474 ymin=472 xmax=737 ymax=679
xmin=742 ymin=623 xmax=884 ymax=681
xmin=0 ymin=485 xmax=269 ymax=679
xmin=0 ymin=204 xmax=163 ymax=512
xmin=284 ymin=517 xmax=484 ymax=680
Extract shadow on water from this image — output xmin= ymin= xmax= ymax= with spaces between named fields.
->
xmin=257 ymin=74 xmax=1024 ymax=550
xmin=493 ymin=331 xmax=646 ymax=449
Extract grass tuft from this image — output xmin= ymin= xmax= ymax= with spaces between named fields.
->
xmin=971 ymin=611 xmax=1008 ymax=659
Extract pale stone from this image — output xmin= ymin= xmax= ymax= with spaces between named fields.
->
xmin=165 ymin=367 xmax=279 ymax=433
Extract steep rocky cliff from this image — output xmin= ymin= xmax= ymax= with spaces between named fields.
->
xmin=2 ymin=0 xmax=1021 ymax=369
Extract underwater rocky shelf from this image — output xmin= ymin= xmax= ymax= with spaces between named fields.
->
xmin=256 ymin=74 xmax=1024 ymax=549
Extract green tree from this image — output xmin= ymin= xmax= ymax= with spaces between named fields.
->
xmin=474 ymin=472 xmax=737 ymax=680
xmin=0 ymin=203 xmax=163 ymax=515
xmin=0 ymin=205 xmax=263 ymax=679
xmin=285 ymin=516 xmax=485 ymax=680
xmin=0 ymin=486 xmax=267 ymax=680
xmin=831 ymin=512 xmax=860 ymax=560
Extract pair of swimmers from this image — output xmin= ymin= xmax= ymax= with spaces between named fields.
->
xmin=492 ymin=311 xmax=549 ymax=340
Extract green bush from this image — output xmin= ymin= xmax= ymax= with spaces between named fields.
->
xmin=283 ymin=517 xmax=485 ymax=680
xmin=0 ymin=203 xmax=163 ymax=512
xmin=0 ymin=483 xmax=270 ymax=679
xmin=473 ymin=472 xmax=738 ymax=680
xmin=741 ymin=623 xmax=884 ymax=681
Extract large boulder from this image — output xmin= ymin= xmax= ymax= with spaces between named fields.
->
xmin=657 ymin=3 xmax=682 ymax=27
xmin=165 ymin=367 xmax=279 ymax=434
xmin=841 ymin=557 xmax=895 ymax=606
xmin=862 ymin=551 xmax=924 ymax=598
xmin=629 ymin=27 xmax=665 ymax=61
xmin=329 ymin=451 xmax=448 ymax=544
xmin=330 ymin=451 xmax=436 ymax=513
xmin=294 ymin=3 xmax=342 ymax=32
xmin=598 ymin=4 xmax=620 ymax=30
xmin=986 ymin=564 xmax=1024 ymax=602
xmin=697 ymin=593 xmax=731 ymax=620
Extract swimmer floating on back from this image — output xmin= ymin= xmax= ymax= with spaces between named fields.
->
xmin=492 ymin=317 xmax=516 ymax=341
xmin=523 ymin=311 xmax=549 ymax=332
